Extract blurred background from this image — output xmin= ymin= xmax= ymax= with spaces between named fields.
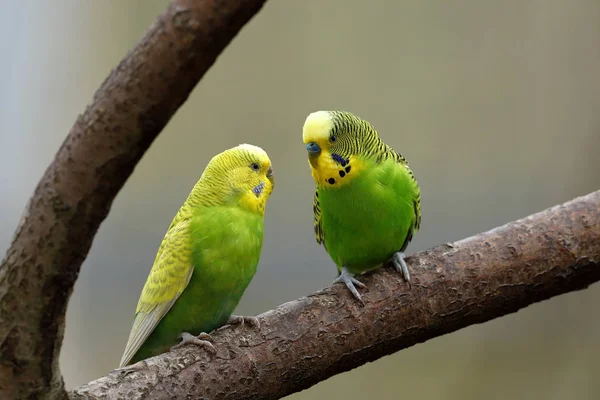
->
xmin=1 ymin=1 xmax=599 ymax=399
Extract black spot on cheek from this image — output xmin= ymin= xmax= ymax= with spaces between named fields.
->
xmin=327 ymin=178 xmax=336 ymax=185
xmin=339 ymin=170 xmax=346 ymax=178
xmin=345 ymin=166 xmax=351 ymax=173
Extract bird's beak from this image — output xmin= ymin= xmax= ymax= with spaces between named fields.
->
xmin=306 ymin=142 xmax=321 ymax=155
xmin=266 ymin=165 xmax=274 ymax=187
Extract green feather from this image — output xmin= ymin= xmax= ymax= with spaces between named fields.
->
xmin=318 ymin=156 xmax=419 ymax=274
xmin=304 ymin=110 xmax=421 ymax=299
xmin=128 ymin=206 xmax=263 ymax=365
xmin=119 ymin=144 xmax=273 ymax=366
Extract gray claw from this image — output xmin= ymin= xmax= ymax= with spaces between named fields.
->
xmin=333 ymin=266 xmax=367 ymax=304
xmin=118 ymin=362 xmax=144 ymax=376
xmin=392 ymin=251 xmax=411 ymax=287
xmin=227 ymin=315 xmax=260 ymax=329
xmin=170 ymin=331 xmax=216 ymax=354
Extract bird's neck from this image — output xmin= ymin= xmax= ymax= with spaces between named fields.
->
xmin=184 ymin=178 xmax=228 ymax=208
xmin=310 ymin=151 xmax=368 ymax=190
xmin=184 ymin=178 xmax=266 ymax=216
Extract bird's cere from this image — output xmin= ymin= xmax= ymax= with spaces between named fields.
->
xmin=306 ymin=142 xmax=321 ymax=154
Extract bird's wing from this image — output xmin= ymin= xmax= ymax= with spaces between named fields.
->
xmin=119 ymin=220 xmax=194 ymax=367
xmin=313 ymin=190 xmax=325 ymax=246
xmin=384 ymin=147 xmax=421 ymax=232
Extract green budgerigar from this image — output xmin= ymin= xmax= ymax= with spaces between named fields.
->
xmin=119 ymin=144 xmax=274 ymax=367
xmin=302 ymin=111 xmax=421 ymax=303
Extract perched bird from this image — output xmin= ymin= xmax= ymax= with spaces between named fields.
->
xmin=302 ymin=111 xmax=421 ymax=303
xmin=119 ymin=144 xmax=274 ymax=367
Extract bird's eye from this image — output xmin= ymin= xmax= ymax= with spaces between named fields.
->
xmin=250 ymin=162 xmax=260 ymax=171
xmin=329 ymin=135 xmax=337 ymax=142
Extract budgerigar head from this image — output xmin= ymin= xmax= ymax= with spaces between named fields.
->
xmin=302 ymin=110 xmax=379 ymax=187
xmin=200 ymin=144 xmax=274 ymax=214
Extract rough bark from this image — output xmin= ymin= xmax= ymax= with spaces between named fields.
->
xmin=71 ymin=191 xmax=600 ymax=400
xmin=0 ymin=1 xmax=268 ymax=398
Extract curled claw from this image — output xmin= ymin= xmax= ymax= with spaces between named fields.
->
xmin=333 ymin=266 xmax=367 ymax=304
xmin=170 ymin=331 xmax=216 ymax=355
xmin=392 ymin=251 xmax=411 ymax=288
xmin=227 ymin=315 xmax=261 ymax=329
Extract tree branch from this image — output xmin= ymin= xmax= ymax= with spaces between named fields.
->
xmin=71 ymin=190 xmax=600 ymax=399
xmin=0 ymin=1 xmax=268 ymax=398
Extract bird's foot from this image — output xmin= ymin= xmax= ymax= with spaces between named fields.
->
xmin=333 ymin=266 xmax=367 ymax=304
xmin=118 ymin=362 xmax=146 ymax=376
xmin=392 ymin=251 xmax=411 ymax=288
xmin=170 ymin=331 xmax=216 ymax=354
xmin=227 ymin=315 xmax=260 ymax=329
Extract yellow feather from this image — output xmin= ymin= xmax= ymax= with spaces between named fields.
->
xmin=302 ymin=110 xmax=421 ymax=245
xmin=119 ymin=144 xmax=274 ymax=367
xmin=120 ymin=220 xmax=194 ymax=367
xmin=307 ymin=151 xmax=367 ymax=189
xmin=302 ymin=111 xmax=333 ymax=143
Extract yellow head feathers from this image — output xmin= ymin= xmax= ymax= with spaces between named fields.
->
xmin=302 ymin=110 xmax=392 ymax=189
xmin=189 ymin=144 xmax=274 ymax=215
xmin=302 ymin=111 xmax=334 ymax=145
xmin=302 ymin=110 xmax=375 ymax=160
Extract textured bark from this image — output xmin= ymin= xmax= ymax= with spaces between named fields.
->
xmin=71 ymin=191 xmax=600 ymax=400
xmin=0 ymin=1 xmax=267 ymax=399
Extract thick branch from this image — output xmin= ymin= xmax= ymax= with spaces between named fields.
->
xmin=72 ymin=191 xmax=600 ymax=399
xmin=0 ymin=1 xmax=267 ymax=398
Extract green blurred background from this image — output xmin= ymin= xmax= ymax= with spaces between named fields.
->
xmin=1 ymin=1 xmax=599 ymax=398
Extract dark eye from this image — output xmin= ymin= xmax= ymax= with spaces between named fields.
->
xmin=329 ymin=136 xmax=337 ymax=142
xmin=250 ymin=162 xmax=260 ymax=171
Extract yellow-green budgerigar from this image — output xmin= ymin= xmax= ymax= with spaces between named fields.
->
xmin=119 ymin=144 xmax=274 ymax=367
xmin=302 ymin=111 xmax=421 ymax=303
